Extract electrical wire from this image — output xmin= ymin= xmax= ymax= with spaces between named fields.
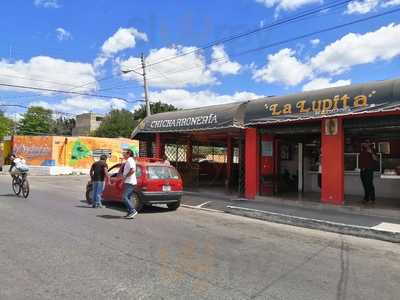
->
xmin=0 ymin=83 xmax=129 ymax=101
xmin=143 ymin=7 xmax=400 ymax=84
xmin=121 ymin=0 xmax=354 ymax=72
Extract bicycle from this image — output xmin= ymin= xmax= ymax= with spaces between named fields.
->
xmin=11 ymin=172 xmax=30 ymax=198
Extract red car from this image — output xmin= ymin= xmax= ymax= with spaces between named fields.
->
xmin=86 ymin=158 xmax=183 ymax=211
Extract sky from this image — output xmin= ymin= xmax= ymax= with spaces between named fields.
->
xmin=1 ymin=0 xmax=400 ymax=119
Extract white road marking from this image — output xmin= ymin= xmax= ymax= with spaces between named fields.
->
xmin=196 ymin=201 xmax=211 ymax=208
xmin=181 ymin=204 xmax=221 ymax=213
xmin=372 ymin=222 xmax=400 ymax=233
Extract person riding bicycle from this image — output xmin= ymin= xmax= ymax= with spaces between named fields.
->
xmin=9 ymin=154 xmax=29 ymax=177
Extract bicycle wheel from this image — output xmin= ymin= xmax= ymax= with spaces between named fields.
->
xmin=12 ymin=177 xmax=21 ymax=196
xmin=22 ymin=179 xmax=30 ymax=198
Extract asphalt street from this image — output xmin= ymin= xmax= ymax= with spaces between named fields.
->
xmin=0 ymin=175 xmax=399 ymax=300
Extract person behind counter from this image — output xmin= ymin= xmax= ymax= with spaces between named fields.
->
xmin=359 ymin=144 xmax=377 ymax=204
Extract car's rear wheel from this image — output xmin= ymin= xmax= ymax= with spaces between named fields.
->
xmin=167 ymin=200 xmax=181 ymax=211
xmin=86 ymin=186 xmax=93 ymax=205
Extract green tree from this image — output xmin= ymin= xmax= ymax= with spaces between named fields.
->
xmin=52 ymin=116 xmax=76 ymax=136
xmin=0 ymin=111 xmax=13 ymax=140
xmin=18 ymin=106 xmax=53 ymax=135
xmin=93 ymin=109 xmax=136 ymax=138
xmin=94 ymin=102 xmax=178 ymax=138
xmin=132 ymin=101 xmax=178 ymax=119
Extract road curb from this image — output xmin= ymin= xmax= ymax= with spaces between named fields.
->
xmin=181 ymin=204 xmax=222 ymax=213
xmin=225 ymin=205 xmax=400 ymax=243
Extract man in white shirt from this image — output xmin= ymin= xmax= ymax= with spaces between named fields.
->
xmin=122 ymin=149 xmax=138 ymax=219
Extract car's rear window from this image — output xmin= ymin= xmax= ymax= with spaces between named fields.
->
xmin=147 ymin=166 xmax=180 ymax=180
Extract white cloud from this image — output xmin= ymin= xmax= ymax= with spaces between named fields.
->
xmin=149 ymin=89 xmax=263 ymax=109
xmin=310 ymin=38 xmax=320 ymax=46
xmin=0 ymin=56 xmax=97 ymax=94
xmin=56 ymin=27 xmax=71 ymax=41
xmin=256 ymin=0 xmax=322 ymax=16
xmin=253 ymin=48 xmax=312 ymax=86
xmin=30 ymin=96 xmax=126 ymax=114
xmin=302 ymin=77 xmax=351 ymax=91
xmin=208 ymin=45 xmax=241 ymax=75
xmin=382 ymin=0 xmax=400 ymax=7
xmin=118 ymin=45 xmax=217 ymax=88
xmin=95 ymin=27 xmax=148 ymax=67
xmin=101 ymin=28 xmax=148 ymax=56
xmin=311 ymin=23 xmax=400 ymax=74
xmin=34 ymin=0 xmax=60 ymax=8
xmin=345 ymin=0 xmax=379 ymax=14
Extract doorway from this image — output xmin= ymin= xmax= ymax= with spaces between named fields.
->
xmin=259 ymin=129 xmax=321 ymax=200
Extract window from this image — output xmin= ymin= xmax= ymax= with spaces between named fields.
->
xmin=147 ymin=166 xmax=180 ymax=180
xmin=136 ymin=166 xmax=142 ymax=177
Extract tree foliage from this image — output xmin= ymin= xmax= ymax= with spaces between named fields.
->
xmin=52 ymin=116 xmax=76 ymax=136
xmin=132 ymin=101 xmax=178 ymax=119
xmin=17 ymin=106 xmax=53 ymax=135
xmin=94 ymin=102 xmax=178 ymax=138
xmin=0 ymin=110 xmax=13 ymax=140
xmin=93 ymin=109 xmax=136 ymax=138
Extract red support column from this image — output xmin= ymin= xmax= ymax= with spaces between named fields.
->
xmin=226 ymin=136 xmax=233 ymax=192
xmin=186 ymin=139 xmax=193 ymax=163
xmin=161 ymin=143 xmax=165 ymax=158
xmin=321 ymin=118 xmax=344 ymax=205
xmin=155 ymin=133 xmax=162 ymax=159
xmin=245 ymin=128 xmax=259 ymax=199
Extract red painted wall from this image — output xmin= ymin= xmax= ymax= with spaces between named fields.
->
xmin=245 ymin=128 xmax=259 ymax=199
xmin=321 ymin=118 xmax=344 ymax=205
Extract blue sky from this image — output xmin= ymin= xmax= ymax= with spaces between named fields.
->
xmin=1 ymin=0 xmax=400 ymax=118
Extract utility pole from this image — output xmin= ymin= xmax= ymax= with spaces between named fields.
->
xmin=141 ymin=53 xmax=151 ymax=117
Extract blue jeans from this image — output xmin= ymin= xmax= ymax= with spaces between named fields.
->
xmin=92 ymin=181 xmax=105 ymax=206
xmin=123 ymin=183 xmax=137 ymax=214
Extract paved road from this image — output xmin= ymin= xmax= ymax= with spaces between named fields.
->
xmin=0 ymin=176 xmax=399 ymax=300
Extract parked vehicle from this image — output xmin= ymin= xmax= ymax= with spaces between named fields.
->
xmin=86 ymin=158 xmax=183 ymax=211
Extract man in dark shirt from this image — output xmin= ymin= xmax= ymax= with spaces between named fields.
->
xmin=90 ymin=154 xmax=109 ymax=208
xmin=359 ymin=144 xmax=377 ymax=203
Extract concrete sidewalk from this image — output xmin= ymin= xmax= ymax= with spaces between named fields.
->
xmin=182 ymin=192 xmax=400 ymax=243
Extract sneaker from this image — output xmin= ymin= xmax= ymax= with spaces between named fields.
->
xmin=125 ymin=211 xmax=138 ymax=219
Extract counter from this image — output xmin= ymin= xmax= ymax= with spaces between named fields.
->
xmin=306 ymin=171 xmax=400 ymax=199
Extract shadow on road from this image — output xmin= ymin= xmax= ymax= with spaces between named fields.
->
xmin=0 ymin=194 xmax=16 ymax=197
xmin=75 ymin=205 xmax=93 ymax=209
xmin=78 ymin=200 xmax=172 ymax=215
xmin=97 ymin=215 xmax=124 ymax=219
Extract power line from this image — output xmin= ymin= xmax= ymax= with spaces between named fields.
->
xmin=122 ymin=0 xmax=354 ymax=73
xmin=0 ymin=74 xmax=82 ymax=88
xmin=0 ymin=82 xmax=129 ymax=102
xmin=144 ymin=7 xmax=400 ymax=84
xmin=0 ymin=103 xmax=76 ymax=116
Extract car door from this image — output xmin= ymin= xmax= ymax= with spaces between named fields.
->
xmin=102 ymin=164 xmax=123 ymax=201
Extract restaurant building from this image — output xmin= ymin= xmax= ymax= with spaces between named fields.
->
xmin=132 ymin=78 xmax=400 ymax=206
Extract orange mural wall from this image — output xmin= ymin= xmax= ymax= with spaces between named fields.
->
xmin=13 ymin=136 xmax=53 ymax=166
xmin=12 ymin=136 xmax=139 ymax=169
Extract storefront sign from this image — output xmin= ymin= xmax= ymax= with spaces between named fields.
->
xmin=133 ymin=102 xmax=246 ymax=135
xmin=264 ymin=93 xmax=370 ymax=117
xmin=150 ymin=114 xmax=218 ymax=129
xmin=245 ymin=78 xmax=400 ymax=125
